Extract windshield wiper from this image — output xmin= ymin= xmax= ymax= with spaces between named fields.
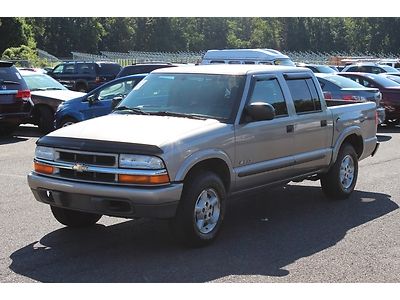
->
xmin=44 ymin=87 xmax=64 ymax=90
xmin=148 ymin=111 xmax=208 ymax=120
xmin=0 ymin=80 xmax=20 ymax=85
xmin=113 ymin=106 xmax=150 ymax=115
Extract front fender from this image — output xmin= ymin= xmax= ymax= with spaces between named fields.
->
xmin=174 ymin=149 xmax=234 ymax=184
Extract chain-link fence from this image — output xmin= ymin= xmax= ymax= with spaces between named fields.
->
xmin=21 ymin=49 xmax=400 ymax=68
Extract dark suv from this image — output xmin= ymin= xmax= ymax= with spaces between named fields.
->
xmin=116 ymin=63 xmax=177 ymax=78
xmin=47 ymin=61 xmax=122 ymax=93
xmin=0 ymin=61 xmax=32 ymax=136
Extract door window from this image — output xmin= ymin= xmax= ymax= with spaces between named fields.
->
xmin=249 ymin=78 xmax=288 ymax=116
xmin=62 ymin=64 xmax=76 ymax=74
xmin=286 ymin=79 xmax=322 ymax=114
xmin=98 ymin=80 xmax=135 ymax=100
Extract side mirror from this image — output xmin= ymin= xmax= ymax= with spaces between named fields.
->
xmin=87 ymin=94 xmax=97 ymax=105
xmin=244 ymin=102 xmax=275 ymax=122
xmin=111 ymin=96 xmax=123 ymax=109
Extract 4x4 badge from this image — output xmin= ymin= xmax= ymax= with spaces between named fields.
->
xmin=72 ymin=163 xmax=88 ymax=172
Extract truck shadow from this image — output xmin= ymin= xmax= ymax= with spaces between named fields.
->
xmin=0 ymin=125 xmax=42 ymax=145
xmin=9 ymin=185 xmax=397 ymax=282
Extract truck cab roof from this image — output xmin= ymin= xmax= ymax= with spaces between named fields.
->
xmin=153 ymin=64 xmax=308 ymax=76
xmin=200 ymin=49 xmax=295 ymax=66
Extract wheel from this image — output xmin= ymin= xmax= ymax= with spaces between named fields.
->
xmin=38 ymin=106 xmax=55 ymax=133
xmin=170 ymin=171 xmax=226 ymax=247
xmin=51 ymin=206 xmax=102 ymax=227
xmin=385 ymin=119 xmax=399 ymax=128
xmin=75 ymin=83 xmax=87 ymax=93
xmin=60 ymin=117 xmax=77 ymax=128
xmin=0 ymin=124 xmax=18 ymax=137
xmin=320 ymin=144 xmax=358 ymax=200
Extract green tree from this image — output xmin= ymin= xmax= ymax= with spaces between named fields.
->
xmin=0 ymin=18 xmax=35 ymax=54
xmin=1 ymin=45 xmax=46 ymax=67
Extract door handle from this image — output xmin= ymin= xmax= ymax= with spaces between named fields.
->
xmin=286 ymin=124 xmax=294 ymax=133
xmin=321 ymin=120 xmax=327 ymax=127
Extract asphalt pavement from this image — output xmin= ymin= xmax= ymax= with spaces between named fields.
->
xmin=1 ymin=125 xmax=399 ymax=283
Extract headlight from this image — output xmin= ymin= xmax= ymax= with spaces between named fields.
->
xmin=35 ymin=146 xmax=55 ymax=161
xmin=119 ymin=154 xmax=165 ymax=169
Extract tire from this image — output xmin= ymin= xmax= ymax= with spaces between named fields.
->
xmin=386 ymin=119 xmax=399 ymax=128
xmin=0 ymin=124 xmax=18 ymax=137
xmin=38 ymin=106 xmax=55 ymax=133
xmin=75 ymin=83 xmax=87 ymax=93
xmin=51 ymin=206 xmax=102 ymax=227
xmin=320 ymin=144 xmax=358 ymax=200
xmin=60 ymin=117 xmax=77 ymax=128
xmin=170 ymin=171 xmax=226 ymax=247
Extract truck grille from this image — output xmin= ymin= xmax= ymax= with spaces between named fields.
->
xmin=54 ymin=149 xmax=119 ymax=184
xmin=58 ymin=150 xmax=116 ymax=166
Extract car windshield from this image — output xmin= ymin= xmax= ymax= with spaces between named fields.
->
xmin=385 ymin=75 xmax=400 ymax=84
xmin=315 ymin=65 xmax=336 ymax=73
xmin=323 ymin=75 xmax=365 ymax=88
xmin=116 ymin=73 xmax=245 ymax=122
xmin=273 ymin=58 xmax=295 ymax=66
xmin=23 ymin=73 xmax=67 ymax=91
xmin=365 ymin=74 xmax=400 ymax=88
xmin=381 ymin=65 xmax=400 ymax=73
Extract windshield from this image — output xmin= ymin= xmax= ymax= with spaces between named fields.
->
xmin=385 ymin=75 xmax=400 ymax=84
xmin=315 ymin=65 xmax=336 ymax=73
xmin=366 ymin=74 xmax=400 ymax=88
xmin=116 ymin=73 xmax=245 ymax=122
xmin=381 ymin=65 xmax=400 ymax=73
xmin=273 ymin=58 xmax=295 ymax=66
xmin=323 ymin=75 xmax=365 ymax=88
xmin=23 ymin=73 xmax=66 ymax=91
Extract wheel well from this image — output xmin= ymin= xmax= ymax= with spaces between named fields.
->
xmin=32 ymin=104 xmax=53 ymax=120
xmin=342 ymin=134 xmax=363 ymax=158
xmin=75 ymin=81 xmax=87 ymax=89
xmin=184 ymin=159 xmax=231 ymax=191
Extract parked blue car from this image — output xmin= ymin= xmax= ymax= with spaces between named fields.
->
xmin=54 ymin=74 xmax=147 ymax=128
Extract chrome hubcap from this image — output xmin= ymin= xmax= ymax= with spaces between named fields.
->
xmin=194 ymin=188 xmax=220 ymax=234
xmin=339 ymin=155 xmax=355 ymax=189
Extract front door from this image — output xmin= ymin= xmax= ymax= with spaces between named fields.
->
xmin=234 ymin=75 xmax=296 ymax=192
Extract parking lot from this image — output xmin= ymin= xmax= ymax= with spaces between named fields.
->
xmin=0 ymin=125 xmax=399 ymax=283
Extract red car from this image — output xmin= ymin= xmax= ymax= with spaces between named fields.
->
xmin=339 ymin=72 xmax=400 ymax=126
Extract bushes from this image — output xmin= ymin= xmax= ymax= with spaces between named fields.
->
xmin=1 ymin=45 xmax=48 ymax=67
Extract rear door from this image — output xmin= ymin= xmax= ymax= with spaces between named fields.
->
xmin=284 ymin=73 xmax=333 ymax=175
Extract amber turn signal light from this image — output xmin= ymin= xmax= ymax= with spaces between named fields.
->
xmin=118 ymin=174 xmax=170 ymax=184
xmin=34 ymin=162 xmax=54 ymax=174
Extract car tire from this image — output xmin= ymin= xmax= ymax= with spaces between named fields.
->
xmin=60 ymin=117 xmax=77 ymax=128
xmin=0 ymin=124 xmax=18 ymax=137
xmin=51 ymin=206 xmax=102 ymax=227
xmin=320 ymin=144 xmax=358 ymax=200
xmin=38 ymin=106 xmax=55 ymax=133
xmin=76 ymin=83 xmax=87 ymax=93
xmin=169 ymin=171 xmax=226 ymax=247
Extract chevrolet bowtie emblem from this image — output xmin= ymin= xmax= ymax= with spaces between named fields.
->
xmin=72 ymin=163 xmax=88 ymax=172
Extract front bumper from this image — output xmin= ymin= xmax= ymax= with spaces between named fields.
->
xmin=27 ymin=172 xmax=183 ymax=219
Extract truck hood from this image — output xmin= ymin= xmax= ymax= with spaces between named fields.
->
xmin=31 ymin=90 xmax=85 ymax=101
xmin=47 ymin=113 xmax=223 ymax=148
